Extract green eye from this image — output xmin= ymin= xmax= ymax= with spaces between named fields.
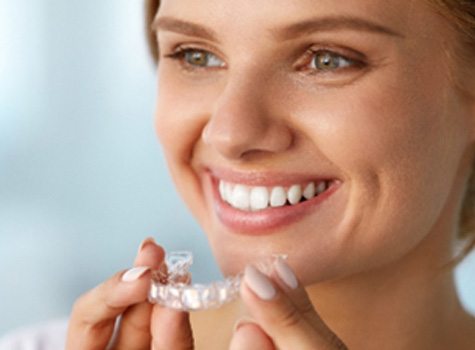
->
xmin=311 ymin=51 xmax=352 ymax=71
xmin=183 ymin=49 xmax=224 ymax=68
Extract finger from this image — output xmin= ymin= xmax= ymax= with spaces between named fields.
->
xmin=151 ymin=305 xmax=194 ymax=350
xmin=229 ymin=320 xmax=275 ymax=350
xmin=272 ymin=257 xmax=332 ymax=331
xmin=114 ymin=303 xmax=152 ymax=350
xmin=66 ymin=266 xmax=152 ymax=350
xmin=113 ymin=237 xmax=165 ymax=350
xmin=240 ymin=259 xmax=347 ymax=350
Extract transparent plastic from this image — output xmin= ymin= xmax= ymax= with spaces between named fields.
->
xmin=148 ymin=251 xmax=241 ymax=311
xmin=148 ymin=251 xmax=286 ymax=311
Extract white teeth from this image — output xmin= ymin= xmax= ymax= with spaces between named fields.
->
xmin=316 ymin=181 xmax=327 ymax=195
xmin=303 ymin=182 xmax=316 ymax=200
xmin=287 ymin=185 xmax=302 ymax=205
xmin=250 ymin=186 xmax=269 ymax=211
xmin=270 ymin=186 xmax=287 ymax=207
xmin=224 ymin=182 xmax=233 ymax=202
xmin=230 ymin=184 xmax=250 ymax=210
xmin=219 ymin=181 xmax=226 ymax=200
xmin=219 ymin=179 xmax=330 ymax=211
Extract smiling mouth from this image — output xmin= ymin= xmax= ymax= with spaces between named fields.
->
xmin=207 ymin=168 xmax=342 ymax=234
xmin=218 ymin=179 xmax=332 ymax=211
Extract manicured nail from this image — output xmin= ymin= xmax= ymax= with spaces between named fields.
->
xmin=274 ymin=257 xmax=298 ymax=289
xmin=244 ymin=265 xmax=276 ymax=300
xmin=121 ymin=266 xmax=150 ymax=282
xmin=138 ymin=237 xmax=156 ymax=252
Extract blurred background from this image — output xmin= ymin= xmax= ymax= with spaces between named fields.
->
xmin=0 ymin=0 xmax=474 ymax=337
xmin=0 ymin=0 xmax=220 ymax=336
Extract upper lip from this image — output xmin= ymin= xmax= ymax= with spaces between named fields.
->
xmin=207 ymin=166 xmax=340 ymax=186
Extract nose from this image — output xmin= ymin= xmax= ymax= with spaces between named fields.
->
xmin=202 ymin=76 xmax=293 ymax=160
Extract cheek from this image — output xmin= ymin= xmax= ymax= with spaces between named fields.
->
xmin=156 ymin=73 xmax=202 ymax=154
xmin=293 ymin=75 xmax=450 ymax=189
xmin=154 ymin=71 xmax=206 ymax=212
xmin=290 ymin=60 xmax=464 ymax=266
xmin=154 ymin=68 xmax=224 ymax=226
xmin=154 ymin=67 xmax=224 ymax=157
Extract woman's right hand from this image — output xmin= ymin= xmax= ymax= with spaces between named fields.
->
xmin=65 ymin=238 xmax=195 ymax=350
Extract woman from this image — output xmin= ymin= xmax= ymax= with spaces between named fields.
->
xmin=66 ymin=0 xmax=475 ymax=349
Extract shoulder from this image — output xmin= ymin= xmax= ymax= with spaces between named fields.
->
xmin=0 ymin=318 xmax=68 ymax=350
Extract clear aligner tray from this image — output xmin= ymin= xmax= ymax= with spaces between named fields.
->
xmin=148 ymin=251 xmax=242 ymax=311
xmin=148 ymin=251 xmax=284 ymax=311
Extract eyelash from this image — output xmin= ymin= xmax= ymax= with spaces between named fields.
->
xmin=163 ymin=46 xmax=224 ymax=71
xmin=301 ymin=47 xmax=364 ymax=74
xmin=163 ymin=45 xmax=365 ymax=74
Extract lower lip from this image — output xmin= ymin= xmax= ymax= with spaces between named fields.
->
xmin=210 ymin=177 xmax=342 ymax=235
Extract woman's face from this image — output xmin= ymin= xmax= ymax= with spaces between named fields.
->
xmin=154 ymin=0 xmax=475 ymax=283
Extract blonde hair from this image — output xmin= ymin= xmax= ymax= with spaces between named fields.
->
xmin=144 ymin=0 xmax=475 ymax=257
xmin=145 ymin=0 xmax=160 ymax=62
xmin=428 ymin=1 xmax=475 ymax=258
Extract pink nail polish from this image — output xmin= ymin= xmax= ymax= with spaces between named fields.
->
xmin=275 ymin=257 xmax=298 ymax=289
xmin=244 ymin=265 xmax=276 ymax=300
xmin=121 ymin=266 xmax=150 ymax=282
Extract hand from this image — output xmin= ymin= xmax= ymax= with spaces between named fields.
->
xmin=66 ymin=238 xmax=191 ymax=350
xmin=229 ymin=258 xmax=348 ymax=350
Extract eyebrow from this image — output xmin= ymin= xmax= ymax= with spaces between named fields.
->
xmin=152 ymin=15 xmax=404 ymax=42
xmin=274 ymin=16 xmax=404 ymax=40
xmin=153 ymin=16 xmax=218 ymax=41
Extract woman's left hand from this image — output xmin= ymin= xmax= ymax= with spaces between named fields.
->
xmin=229 ymin=258 xmax=348 ymax=350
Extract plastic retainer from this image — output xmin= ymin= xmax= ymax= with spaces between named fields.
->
xmin=148 ymin=251 xmax=242 ymax=311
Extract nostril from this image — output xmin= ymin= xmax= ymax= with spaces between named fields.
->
xmin=203 ymin=105 xmax=294 ymax=160
xmin=209 ymin=125 xmax=294 ymax=160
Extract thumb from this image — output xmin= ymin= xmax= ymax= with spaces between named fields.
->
xmin=229 ymin=319 xmax=275 ymax=350
xmin=151 ymin=305 xmax=194 ymax=350
xmin=240 ymin=259 xmax=347 ymax=349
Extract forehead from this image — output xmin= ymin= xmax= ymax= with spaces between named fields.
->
xmin=156 ymin=0 xmax=436 ymax=37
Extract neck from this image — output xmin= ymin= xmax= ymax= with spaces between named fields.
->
xmin=306 ymin=155 xmax=475 ymax=350
xmin=306 ymin=221 xmax=469 ymax=349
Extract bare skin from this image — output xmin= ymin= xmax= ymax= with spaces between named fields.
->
xmin=67 ymin=0 xmax=475 ymax=348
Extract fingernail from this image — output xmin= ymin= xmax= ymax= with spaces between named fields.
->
xmin=138 ymin=237 xmax=156 ymax=252
xmin=121 ymin=266 xmax=150 ymax=282
xmin=244 ymin=265 xmax=276 ymax=300
xmin=274 ymin=257 xmax=298 ymax=289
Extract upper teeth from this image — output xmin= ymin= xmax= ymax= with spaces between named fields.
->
xmin=218 ymin=180 xmax=328 ymax=211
